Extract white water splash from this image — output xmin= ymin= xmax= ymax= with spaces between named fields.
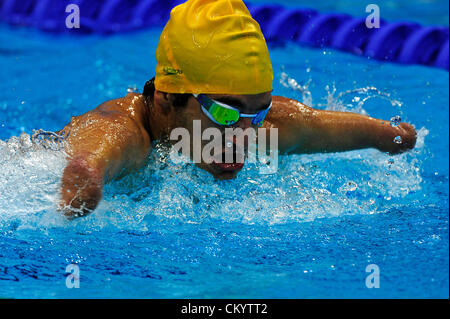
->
xmin=280 ymin=71 xmax=313 ymax=106
xmin=0 ymin=76 xmax=428 ymax=229
xmin=280 ymin=71 xmax=403 ymax=115
xmin=0 ymin=132 xmax=67 ymax=228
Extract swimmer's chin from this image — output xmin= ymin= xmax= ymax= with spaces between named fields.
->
xmin=214 ymin=171 xmax=239 ymax=180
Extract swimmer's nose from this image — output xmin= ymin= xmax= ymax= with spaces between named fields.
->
xmin=235 ymin=117 xmax=253 ymax=130
xmin=225 ymin=118 xmax=254 ymax=151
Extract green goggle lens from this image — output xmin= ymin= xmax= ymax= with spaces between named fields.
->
xmin=194 ymin=94 xmax=271 ymax=127
xmin=208 ymin=104 xmax=240 ymax=125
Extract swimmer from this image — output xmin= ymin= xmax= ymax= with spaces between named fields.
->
xmin=59 ymin=0 xmax=417 ymax=218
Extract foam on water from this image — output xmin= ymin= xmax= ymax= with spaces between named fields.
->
xmin=0 ymin=133 xmax=68 ymax=229
xmin=0 ymin=75 xmax=429 ymax=232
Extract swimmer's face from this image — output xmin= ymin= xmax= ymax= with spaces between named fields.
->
xmin=172 ymin=92 xmax=272 ymax=180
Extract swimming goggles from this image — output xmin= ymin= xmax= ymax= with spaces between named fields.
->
xmin=193 ymin=94 xmax=272 ymax=127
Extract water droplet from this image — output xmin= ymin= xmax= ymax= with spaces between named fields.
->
xmin=127 ymin=85 xmax=138 ymax=93
xmin=394 ymin=136 xmax=402 ymax=144
xmin=339 ymin=181 xmax=358 ymax=192
xmin=390 ymin=115 xmax=401 ymax=127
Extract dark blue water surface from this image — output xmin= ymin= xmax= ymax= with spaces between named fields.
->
xmin=0 ymin=3 xmax=448 ymax=298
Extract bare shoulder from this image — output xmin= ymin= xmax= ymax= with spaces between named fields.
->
xmin=95 ymin=93 xmax=148 ymax=120
xmin=62 ymin=93 xmax=151 ymax=155
xmin=62 ymin=93 xmax=148 ymax=135
xmin=264 ymin=95 xmax=316 ymax=127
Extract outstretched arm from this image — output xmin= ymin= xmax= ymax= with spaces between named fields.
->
xmin=266 ymin=96 xmax=417 ymax=154
xmin=59 ymin=94 xmax=151 ymax=218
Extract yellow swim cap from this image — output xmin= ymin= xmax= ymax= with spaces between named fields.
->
xmin=155 ymin=0 xmax=273 ymax=95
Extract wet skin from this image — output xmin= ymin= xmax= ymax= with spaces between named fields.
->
xmin=59 ymin=91 xmax=417 ymax=218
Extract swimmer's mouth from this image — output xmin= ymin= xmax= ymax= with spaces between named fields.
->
xmin=212 ymin=161 xmax=244 ymax=172
xmin=210 ymin=146 xmax=245 ymax=173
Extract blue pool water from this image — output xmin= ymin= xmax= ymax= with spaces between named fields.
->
xmin=0 ymin=3 xmax=449 ymax=298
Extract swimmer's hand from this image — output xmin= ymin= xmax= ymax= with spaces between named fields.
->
xmin=59 ymin=156 xmax=104 ymax=219
xmin=374 ymin=122 xmax=417 ymax=155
